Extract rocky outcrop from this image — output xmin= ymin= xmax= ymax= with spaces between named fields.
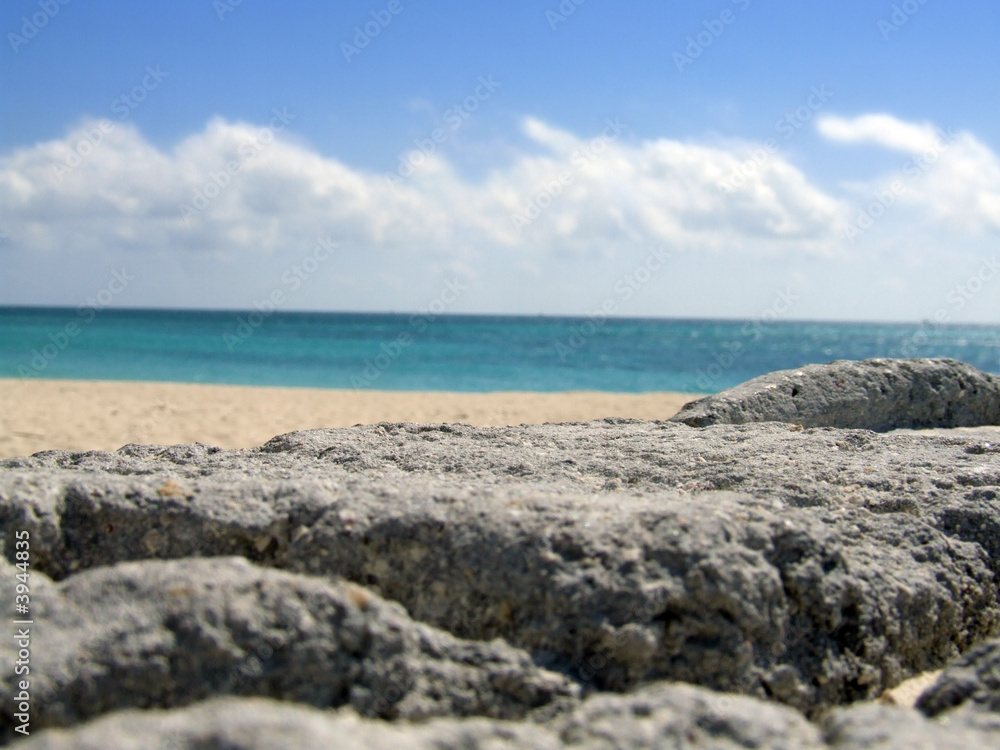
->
xmin=669 ymin=358 xmax=1000 ymax=430
xmin=0 ymin=555 xmax=576 ymax=744
xmin=13 ymin=686 xmax=831 ymax=750
xmin=2 ymin=359 xmax=1000 ymax=747
xmin=15 ymin=686 xmax=1000 ymax=749
xmin=3 ymin=420 xmax=1000 ymax=722
xmin=822 ymin=702 xmax=1000 ymax=749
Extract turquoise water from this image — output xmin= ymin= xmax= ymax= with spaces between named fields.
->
xmin=1 ymin=306 xmax=998 ymax=393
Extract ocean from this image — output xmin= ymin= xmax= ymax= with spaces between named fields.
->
xmin=1 ymin=306 xmax=998 ymax=393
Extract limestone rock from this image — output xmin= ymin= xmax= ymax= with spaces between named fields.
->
xmin=669 ymin=358 xmax=1000 ymax=430
xmin=18 ymin=686 xmax=1000 ymax=749
xmin=3 ymin=357 xmax=1000 ymax=747
xmin=0 ymin=556 xmax=577 ymax=744
xmin=13 ymin=682 xmax=830 ymax=750
xmin=3 ymin=422 xmax=999 ymax=716
xmin=915 ymin=637 xmax=1000 ymax=717
xmin=823 ymin=702 xmax=1000 ymax=749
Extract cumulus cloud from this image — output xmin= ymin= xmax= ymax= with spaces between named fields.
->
xmin=3 ymin=109 xmax=997 ymax=304
xmin=817 ymin=113 xmax=945 ymax=153
xmin=817 ymin=113 xmax=1000 ymax=234
xmin=0 ymin=114 xmax=850 ymax=267
xmin=504 ymin=118 xmax=844 ymax=255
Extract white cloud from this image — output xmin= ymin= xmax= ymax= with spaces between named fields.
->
xmin=2 ymin=112 xmax=998 ymax=317
xmin=817 ymin=113 xmax=944 ymax=153
xmin=817 ymin=113 xmax=1000 ymax=234
xmin=0 ymin=115 xmax=849 ymax=267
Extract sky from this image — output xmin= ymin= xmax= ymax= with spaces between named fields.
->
xmin=1 ymin=0 xmax=998 ymax=323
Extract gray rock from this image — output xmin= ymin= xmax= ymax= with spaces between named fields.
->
xmin=12 ymin=698 xmax=559 ymax=750
xmin=669 ymin=358 xmax=1000 ymax=431
xmin=3 ymin=421 xmax=1000 ymax=717
xmin=915 ymin=637 xmax=1000 ymax=717
xmin=16 ymin=682 xmax=829 ymax=750
xmin=823 ymin=702 xmax=1000 ymax=749
xmin=0 ymin=556 xmax=577 ymax=744
xmin=19 ymin=685 xmax=1000 ymax=750
xmin=554 ymin=681 xmax=826 ymax=748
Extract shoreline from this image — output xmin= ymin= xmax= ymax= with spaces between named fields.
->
xmin=0 ymin=378 xmax=704 ymax=458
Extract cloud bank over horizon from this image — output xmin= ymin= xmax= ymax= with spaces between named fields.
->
xmin=3 ymin=1 xmax=998 ymax=324
xmin=2 ymin=111 xmax=998 ymax=321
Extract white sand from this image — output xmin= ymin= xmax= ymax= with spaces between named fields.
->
xmin=0 ymin=379 xmax=702 ymax=458
xmin=877 ymin=670 xmax=942 ymax=708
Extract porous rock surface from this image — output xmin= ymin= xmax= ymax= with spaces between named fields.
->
xmin=915 ymin=637 xmax=1000 ymax=717
xmin=4 ymin=422 xmax=1000 ymax=717
xmin=14 ymin=685 xmax=831 ymax=750
xmin=821 ymin=702 xmax=1000 ymax=749
xmin=669 ymin=358 xmax=1000 ymax=430
xmin=0 ymin=555 xmax=577 ymax=744
xmin=15 ymin=685 xmax=1000 ymax=749
xmin=2 ymin=359 xmax=1000 ymax=747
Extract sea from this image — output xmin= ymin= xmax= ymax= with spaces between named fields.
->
xmin=1 ymin=306 xmax=999 ymax=393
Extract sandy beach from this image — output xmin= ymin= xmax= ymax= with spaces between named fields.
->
xmin=0 ymin=379 xmax=702 ymax=459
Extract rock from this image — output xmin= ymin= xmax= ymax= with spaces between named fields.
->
xmin=669 ymin=358 xmax=1000 ymax=431
xmin=18 ymin=685 xmax=1000 ymax=749
xmin=915 ymin=637 xmax=1000 ymax=717
xmin=11 ymin=698 xmax=559 ymax=750
xmin=554 ymin=681 xmax=827 ymax=748
xmin=15 ymin=682 xmax=830 ymax=750
xmin=823 ymin=702 xmax=1000 ymax=749
xmin=0 ymin=556 xmax=577 ymax=744
xmin=3 ymin=421 xmax=1000 ymax=718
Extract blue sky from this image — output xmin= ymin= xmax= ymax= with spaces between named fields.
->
xmin=2 ymin=0 xmax=999 ymax=322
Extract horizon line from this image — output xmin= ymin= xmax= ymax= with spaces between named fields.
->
xmin=2 ymin=303 xmax=1000 ymax=329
